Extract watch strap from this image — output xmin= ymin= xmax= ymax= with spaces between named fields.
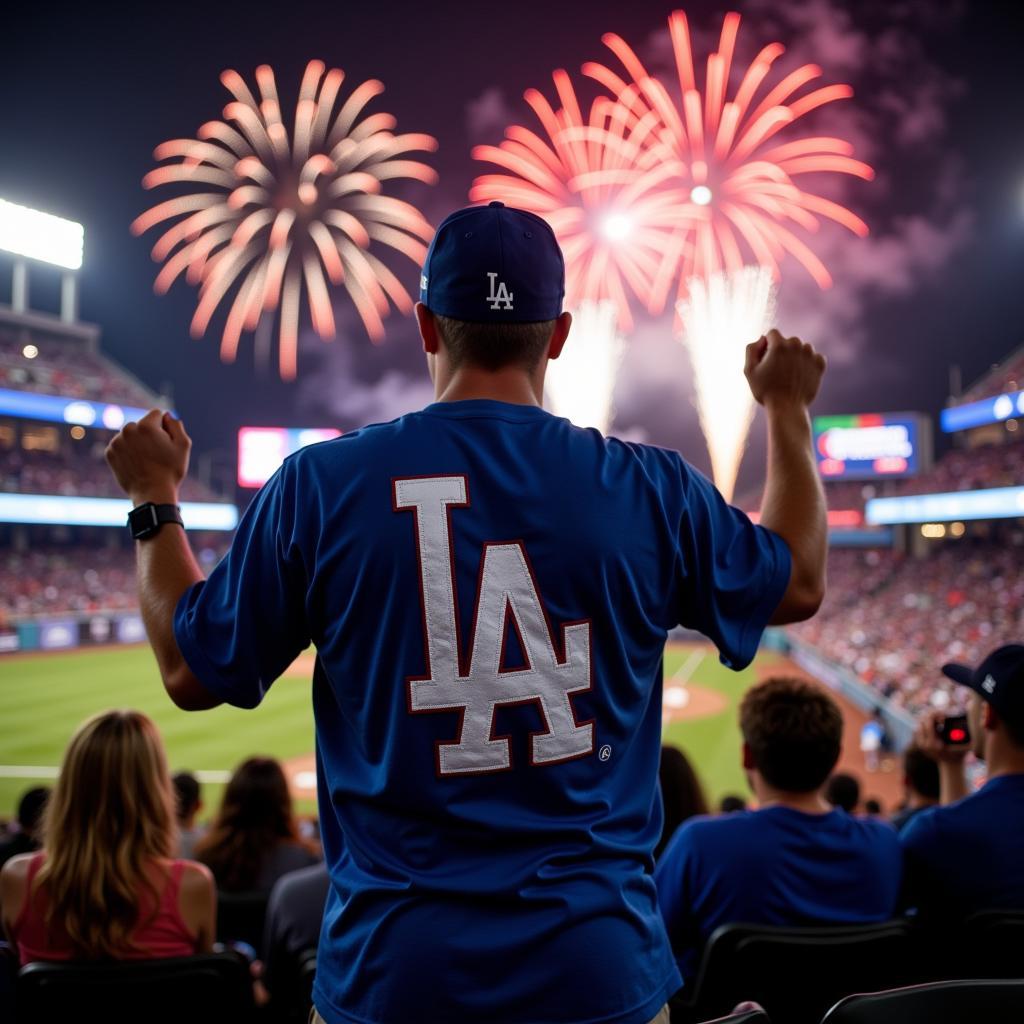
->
xmin=128 ymin=502 xmax=184 ymax=540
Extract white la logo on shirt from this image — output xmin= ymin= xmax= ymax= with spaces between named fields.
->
xmin=394 ymin=475 xmax=593 ymax=775
xmin=486 ymin=272 xmax=514 ymax=311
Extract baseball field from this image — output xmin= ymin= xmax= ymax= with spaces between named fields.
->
xmin=0 ymin=642 xmax=897 ymax=822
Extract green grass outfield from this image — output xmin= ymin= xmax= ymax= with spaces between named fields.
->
xmin=0 ymin=642 xmax=774 ymax=821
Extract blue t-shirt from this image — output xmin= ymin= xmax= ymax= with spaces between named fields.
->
xmin=901 ymin=773 xmax=1024 ymax=919
xmin=655 ymin=807 xmax=902 ymax=980
xmin=174 ymin=400 xmax=791 ymax=1024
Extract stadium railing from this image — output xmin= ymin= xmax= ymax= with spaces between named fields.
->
xmin=14 ymin=951 xmax=254 ymax=1024
xmin=820 ymin=978 xmax=1024 ymax=1024
xmin=668 ymin=920 xmax=918 ymax=1024
xmin=0 ymin=610 xmax=146 ymax=655
xmin=778 ymin=634 xmax=917 ymax=751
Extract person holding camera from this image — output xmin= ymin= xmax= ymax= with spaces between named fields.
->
xmin=901 ymin=645 xmax=1024 ymax=919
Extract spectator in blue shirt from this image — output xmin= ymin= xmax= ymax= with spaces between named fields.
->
xmin=902 ymin=645 xmax=1024 ymax=919
xmin=655 ymin=676 xmax=902 ymax=982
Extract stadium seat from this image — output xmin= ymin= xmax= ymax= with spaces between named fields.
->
xmin=15 ymin=951 xmax=254 ymax=1024
xmin=696 ymin=1010 xmax=772 ymax=1024
xmin=1 ymin=942 xmax=17 ymax=1021
xmin=820 ymin=978 xmax=1024 ymax=1023
xmin=963 ymin=909 xmax=1024 ymax=978
xmin=669 ymin=920 xmax=917 ymax=1024
xmin=216 ymin=889 xmax=270 ymax=957
xmin=267 ymin=946 xmax=318 ymax=1024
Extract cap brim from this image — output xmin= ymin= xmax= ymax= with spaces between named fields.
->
xmin=941 ymin=662 xmax=978 ymax=690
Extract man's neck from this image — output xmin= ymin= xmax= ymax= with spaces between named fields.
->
xmin=984 ymin=740 xmax=1024 ymax=781
xmin=754 ymin=784 xmax=832 ymax=814
xmin=434 ymin=365 xmax=544 ymax=406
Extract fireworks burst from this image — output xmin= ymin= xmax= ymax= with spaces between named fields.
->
xmin=585 ymin=10 xmax=874 ymax=293
xmin=471 ymin=72 xmax=687 ymax=432
xmin=587 ymin=10 xmax=872 ymax=491
xmin=132 ymin=61 xmax=437 ymax=380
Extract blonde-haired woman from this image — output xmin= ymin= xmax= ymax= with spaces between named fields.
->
xmin=0 ymin=709 xmax=215 ymax=963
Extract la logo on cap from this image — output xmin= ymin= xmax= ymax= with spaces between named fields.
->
xmin=982 ymin=674 xmax=997 ymax=694
xmin=486 ymin=272 xmax=513 ymax=311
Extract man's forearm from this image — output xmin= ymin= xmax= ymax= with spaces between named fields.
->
xmin=136 ymin=523 xmax=218 ymax=709
xmin=760 ymin=401 xmax=827 ymax=620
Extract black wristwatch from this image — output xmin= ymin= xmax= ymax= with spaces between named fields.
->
xmin=127 ymin=502 xmax=184 ymax=540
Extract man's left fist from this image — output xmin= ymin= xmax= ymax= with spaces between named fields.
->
xmin=105 ymin=409 xmax=192 ymax=506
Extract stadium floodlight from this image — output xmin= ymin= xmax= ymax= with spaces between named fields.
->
xmin=0 ymin=198 xmax=84 ymax=270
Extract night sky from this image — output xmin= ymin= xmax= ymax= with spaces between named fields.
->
xmin=3 ymin=0 xmax=1023 ymax=495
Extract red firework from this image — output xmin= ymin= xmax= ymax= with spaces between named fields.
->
xmin=584 ymin=9 xmax=874 ymax=293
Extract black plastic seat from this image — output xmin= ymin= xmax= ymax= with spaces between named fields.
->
xmin=963 ymin=909 xmax=1024 ymax=978
xmin=15 ymin=951 xmax=253 ymax=1024
xmin=696 ymin=1010 xmax=772 ymax=1024
xmin=821 ymin=978 xmax=1024 ymax=1024
xmin=670 ymin=920 xmax=917 ymax=1024
xmin=216 ymin=889 xmax=270 ymax=957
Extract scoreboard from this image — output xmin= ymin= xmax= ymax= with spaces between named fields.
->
xmin=813 ymin=413 xmax=930 ymax=481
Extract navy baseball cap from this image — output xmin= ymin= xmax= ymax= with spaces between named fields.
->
xmin=942 ymin=644 xmax=1024 ymax=728
xmin=419 ymin=202 xmax=565 ymax=323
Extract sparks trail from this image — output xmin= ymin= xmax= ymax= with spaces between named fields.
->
xmin=133 ymin=61 xmax=437 ymax=380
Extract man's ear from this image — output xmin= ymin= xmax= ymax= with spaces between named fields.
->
xmin=415 ymin=302 xmax=440 ymax=355
xmin=547 ymin=310 xmax=573 ymax=361
xmin=983 ymin=702 xmax=998 ymax=732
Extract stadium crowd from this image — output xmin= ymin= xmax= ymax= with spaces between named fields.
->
xmin=0 ymin=440 xmax=221 ymax=501
xmin=1 ymin=540 xmax=229 ymax=619
xmin=0 ymin=334 xmax=155 ymax=409
xmin=790 ymin=538 xmax=1024 ymax=715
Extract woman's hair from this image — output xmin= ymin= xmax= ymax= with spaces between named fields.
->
xmin=34 ymin=709 xmax=176 ymax=958
xmin=194 ymin=756 xmax=300 ymax=891
xmin=655 ymin=745 xmax=709 ymax=859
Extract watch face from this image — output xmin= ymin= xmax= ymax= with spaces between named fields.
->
xmin=129 ymin=504 xmax=160 ymax=538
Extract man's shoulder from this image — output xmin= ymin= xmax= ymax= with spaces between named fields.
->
xmin=901 ymin=782 xmax=1006 ymax=847
xmin=846 ymin=814 xmax=902 ymax=856
xmin=284 ymin=414 xmax=418 ymax=472
xmin=671 ymin=811 xmax=761 ymax=855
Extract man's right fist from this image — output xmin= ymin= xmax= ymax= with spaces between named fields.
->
xmin=744 ymin=329 xmax=827 ymax=409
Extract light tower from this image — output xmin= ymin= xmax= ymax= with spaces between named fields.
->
xmin=0 ymin=198 xmax=84 ymax=323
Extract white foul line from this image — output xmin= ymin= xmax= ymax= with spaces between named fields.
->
xmin=668 ymin=648 xmax=705 ymax=685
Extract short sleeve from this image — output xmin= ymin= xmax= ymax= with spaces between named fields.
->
xmin=673 ymin=459 xmax=792 ymax=669
xmin=173 ymin=460 xmax=311 ymax=709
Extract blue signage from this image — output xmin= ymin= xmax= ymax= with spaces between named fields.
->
xmin=941 ymin=390 xmax=1024 ymax=433
xmin=0 ymin=387 xmax=156 ymax=429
